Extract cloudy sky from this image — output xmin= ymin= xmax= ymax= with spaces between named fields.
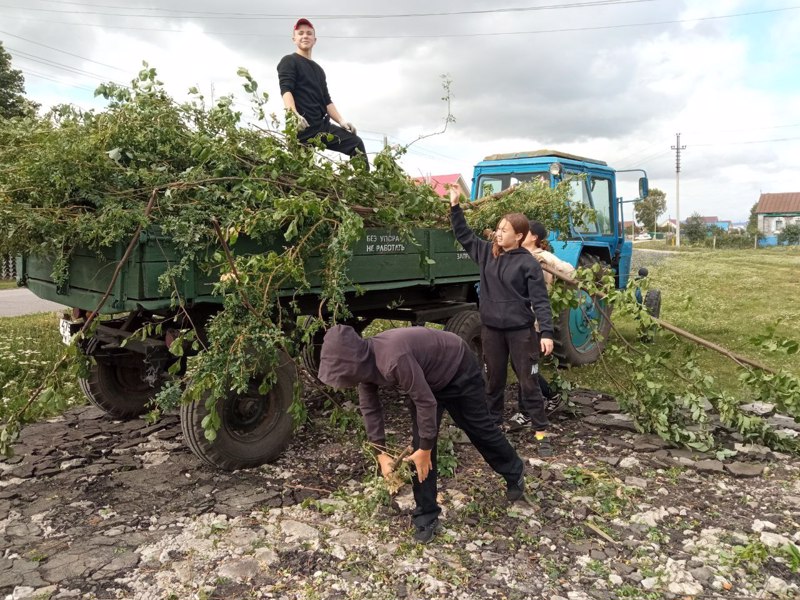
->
xmin=3 ymin=0 xmax=800 ymax=223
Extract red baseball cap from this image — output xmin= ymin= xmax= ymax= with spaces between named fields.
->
xmin=294 ymin=18 xmax=314 ymax=30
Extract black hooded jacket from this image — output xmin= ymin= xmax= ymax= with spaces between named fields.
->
xmin=317 ymin=325 xmax=466 ymax=450
xmin=450 ymin=204 xmax=554 ymax=338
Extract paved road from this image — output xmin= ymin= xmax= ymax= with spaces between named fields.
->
xmin=0 ymin=287 xmax=66 ymax=317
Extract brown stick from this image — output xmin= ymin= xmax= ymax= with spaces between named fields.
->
xmin=462 ymin=184 xmax=519 ymax=209
xmin=391 ymin=445 xmax=414 ymax=470
xmin=79 ymin=188 xmax=159 ymax=334
xmin=538 ymin=263 xmax=777 ymax=375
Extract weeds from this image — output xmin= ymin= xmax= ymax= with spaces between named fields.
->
xmin=0 ymin=313 xmax=82 ymax=424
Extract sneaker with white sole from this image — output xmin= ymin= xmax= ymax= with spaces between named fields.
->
xmin=546 ymin=392 xmax=566 ymax=415
xmin=507 ymin=412 xmax=532 ymax=431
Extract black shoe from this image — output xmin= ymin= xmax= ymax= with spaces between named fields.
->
xmin=506 ymin=475 xmax=526 ymax=502
xmin=545 ymin=392 xmax=566 ymax=415
xmin=535 ymin=435 xmax=553 ymax=458
xmin=507 ymin=412 xmax=532 ymax=432
xmin=413 ymin=519 xmax=441 ymax=544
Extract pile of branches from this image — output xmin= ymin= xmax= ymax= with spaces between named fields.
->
xmin=0 ymin=66 xmax=579 ymax=443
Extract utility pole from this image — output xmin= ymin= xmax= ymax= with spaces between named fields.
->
xmin=671 ymin=133 xmax=686 ymax=247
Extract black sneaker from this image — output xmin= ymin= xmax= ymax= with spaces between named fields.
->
xmin=413 ymin=519 xmax=441 ymax=544
xmin=507 ymin=412 xmax=532 ymax=432
xmin=535 ymin=435 xmax=553 ymax=458
xmin=506 ymin=475 xmax=526 ymax=502
xmin=546 ymin=392 xmax=566 ymax=415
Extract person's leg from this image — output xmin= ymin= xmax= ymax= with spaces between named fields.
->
xmin=437 ymin=352 xmax=524 ymax=485
xmin=480 ymin=326 xmax=510 ymax=427
xmin=507 ymin=327 xmax=547 ymax=432
xmin=538 ymin=373 xmax=552 ymax=398
xmin=409 ymin=402 xmax=444 ymax=529
xmin=316 ymin=122 xmax=369 ymax=170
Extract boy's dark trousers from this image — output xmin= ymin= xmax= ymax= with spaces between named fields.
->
xmin=408 ymin=350 xmax=524 ymax=529
xmin=481 ymin=325 xmax=548 ymax=431
xmin=300 ymin=119 xmax=369 ymax=170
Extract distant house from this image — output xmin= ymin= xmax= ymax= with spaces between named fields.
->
xmin=661 ymin=216 xmax=732 ymax=232
xmin=659 ymin=218 xmax=677 ymax=231
xmin=755 ymin=192 xmax=800 ymax=235
xmin=412 ymin=173 xmax=470 ymax=198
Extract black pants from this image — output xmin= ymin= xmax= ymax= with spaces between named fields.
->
xmin=301 ymin=120 xmax=369 ymax=171
xmin=482 ymin=325 xmax=548 ymax=431
xmin=408 ymin=350 xmax=524 ymax=528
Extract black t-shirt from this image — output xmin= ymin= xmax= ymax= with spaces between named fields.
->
xmin=277 ymin=53 xmax=332 ymax=127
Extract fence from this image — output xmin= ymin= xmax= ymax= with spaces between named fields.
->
xmin=1 ymin=255 xmax=16 ymax=280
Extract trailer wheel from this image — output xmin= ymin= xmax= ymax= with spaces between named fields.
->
xmin=444 ymin=310 xmax=483 ymax=360
xmin=552 ymin=255 xmax=613 ymax=366
xmin=78 ymin=356 xmax=155 ymax=419
xmin=181 ymin=351 xmax=297 ymax=470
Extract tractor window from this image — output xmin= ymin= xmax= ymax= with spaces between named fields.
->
xmin=476 ymin=172 xmax=550 ymax=198
xmin=590 ymin=177 xmax=613 ymax=235
xmin=568 ymin=178 xmax=598 ymax=234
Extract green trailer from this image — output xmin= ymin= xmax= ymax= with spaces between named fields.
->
xmin=17 ymin=228 xmax=484 ymax=470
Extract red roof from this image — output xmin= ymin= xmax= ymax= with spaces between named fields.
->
xmin=413 ymin=174 xmax=469 ymax=197
xmin=756 ymin=193 xmax=800 ymax=214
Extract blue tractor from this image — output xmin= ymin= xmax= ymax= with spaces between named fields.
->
xmin=470 ymin=149 xmax=651 ymax=365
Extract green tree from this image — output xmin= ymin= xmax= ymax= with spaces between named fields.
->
xmin=747 ymin=202 xmax=759 ymax=235
xmin=0 ymin=42 xmax=38 ymax=118
xmin=634 ymin=187 xmax=666 ymax=233
xmin=684 ymin=213 xmax=708 ymax=245
xmin=778 ymin=223 xmax=800 ymax=245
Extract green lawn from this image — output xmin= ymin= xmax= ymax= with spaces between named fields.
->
xmin=559 ymin=246 xmax=800 ymax=397
xmin=0 ymin=312 xmax=83 ymax=422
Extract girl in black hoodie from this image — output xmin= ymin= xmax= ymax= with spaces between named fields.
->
xmin=449 ymin=187 xmax=555 ymax=456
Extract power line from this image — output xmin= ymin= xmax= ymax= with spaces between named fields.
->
xmin=0 ymin=29 xmax=129 ymax=72
xmin=5 ymin=0 xmax=657 ymax=21
xmin=22 ymin=68 xmax=97 ymax=92
xmin=693 ymin=136 xmax=800 ymax=147
xmin=8 ymin=46 xmax=123 ymax=83
xmin=2 ymin=5 xmax=798 ymax=39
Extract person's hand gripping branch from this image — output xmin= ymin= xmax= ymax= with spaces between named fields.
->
xmin=295 ymin=112 xmax=309 ymax=132
xmin=448 ymin=185 xmax=462 ymax=207
xmin=376 ymin=453 xmax=395 ymax=478
xmin=404 ymin=448 xmax=433 ymax=482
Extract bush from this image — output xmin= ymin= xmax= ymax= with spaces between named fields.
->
xmin=778 ymin=223 xmax=800 ymax=245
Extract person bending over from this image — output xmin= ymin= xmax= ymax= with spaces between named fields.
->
xmin=318 ymin=324 xmax=526 ymax=544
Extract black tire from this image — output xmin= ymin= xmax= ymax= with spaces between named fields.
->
xmin=644 ymin=289 xmax=662 ymax=319
xmin=78 ymin=356 xmax=156 ymax=419
xmin=180 ymin=351 xmax=298 ymax=470
xmin=444 ymin=310 xmax=483 ymax=360
xmin=552 ymin=254 xmax=613 ymax=366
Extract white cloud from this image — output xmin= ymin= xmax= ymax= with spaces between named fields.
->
xmin=4 ymin=0 xmax=800 ymax=220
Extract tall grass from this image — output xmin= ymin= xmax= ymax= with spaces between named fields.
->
xmin=0 ymin=313 xmax=84 ymax=422
xmin=563 ymin=246 xmax=800 ymax=396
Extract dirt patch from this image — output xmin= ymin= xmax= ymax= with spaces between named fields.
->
xmin=1 ymin=386 xmax=799 ymax=599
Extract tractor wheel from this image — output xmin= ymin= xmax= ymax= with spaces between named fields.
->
xmin=444 ymin=310 xmax=483 ymax=360
xmin=180 ymin=351 xmax=298 ymax=470
xmin=644 ymin=289 xmax=662 ymax=319
xmin=78 ymin=356 xmax=156 ymax=419
xmin=552 ymin=255 xmax=613 ymax=366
